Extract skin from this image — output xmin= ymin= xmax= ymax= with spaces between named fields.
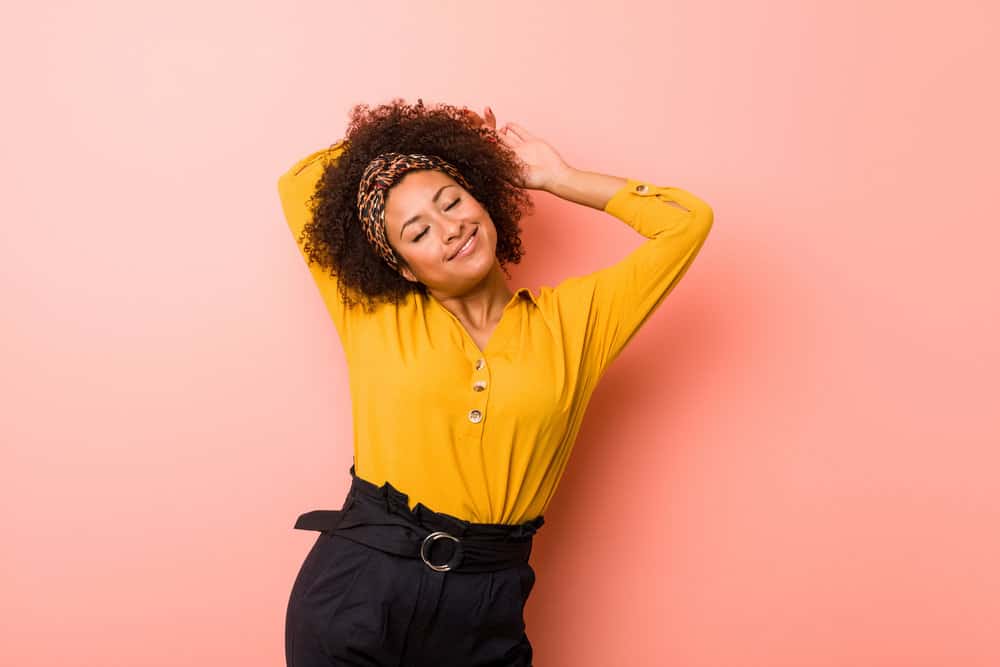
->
xmin=383 ymin=168 xmax=513 ymax=353
xmin=381 ymin=106 xmax=683 ymax=352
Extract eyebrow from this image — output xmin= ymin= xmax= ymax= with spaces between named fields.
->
xmin=399 ymin=184 xmax=457 ymax=239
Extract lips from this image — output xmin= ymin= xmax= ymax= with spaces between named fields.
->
xmin=449 ymin=228 xmax=478 ymax=260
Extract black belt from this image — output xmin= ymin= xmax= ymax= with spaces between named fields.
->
xmin=293 ymin=465 xmax=545 ymax=574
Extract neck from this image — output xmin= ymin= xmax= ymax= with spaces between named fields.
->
xmin=428 ymin=264 xmax=514 ymax=328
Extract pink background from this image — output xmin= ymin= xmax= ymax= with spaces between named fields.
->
xmin=3 ymin=1 xmax=998 ymax=665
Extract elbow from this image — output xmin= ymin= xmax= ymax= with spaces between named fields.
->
xmin=693 ymin=201 xmax=714 ymax=239
xmin=666 ymin=186 xmax=714 ymax=237
xmin=277 ymin=171 xmax=293 ymax=201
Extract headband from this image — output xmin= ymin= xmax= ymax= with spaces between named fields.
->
xmin=356 ymin=152 xmax=473 ymax=272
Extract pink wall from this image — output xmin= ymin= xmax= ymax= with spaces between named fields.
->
xmin=3 ymin=1 xmax=998 ymax=665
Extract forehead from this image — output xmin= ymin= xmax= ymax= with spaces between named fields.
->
xmin=384 ymin=169 xmax=459 ymax=222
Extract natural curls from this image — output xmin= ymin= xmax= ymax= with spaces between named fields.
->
xmin=301 ymin=98 xmax=534 ymax=314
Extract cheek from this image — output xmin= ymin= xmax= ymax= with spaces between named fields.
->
xmin=388 ymin=242 xmax=421 ymax=274
xmin=405 ymin=245 xmax=441 ymax=272
xmin=485 ymin=219 xmax=500 ymax=247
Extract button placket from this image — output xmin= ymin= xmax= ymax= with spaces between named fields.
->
xmin=468 ymin=357 xmax=488 ymax=424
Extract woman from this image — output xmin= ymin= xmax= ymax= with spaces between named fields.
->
xmin=278 ymin=99 xmax=714 ymax=666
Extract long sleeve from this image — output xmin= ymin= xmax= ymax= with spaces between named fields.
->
xmin=276 ymin=141 xmax=353 ymax=345
xmin=278 ymin=169 xmax=712 ymax=523
xmin=551 ymin=178 xmax=714 ymax=378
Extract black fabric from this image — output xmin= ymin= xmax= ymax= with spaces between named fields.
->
xmin=285 ymin=465 xmax=545 ymax=666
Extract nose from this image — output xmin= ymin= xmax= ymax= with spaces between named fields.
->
xmin=442 ymin=217 xmax=465 ymax=243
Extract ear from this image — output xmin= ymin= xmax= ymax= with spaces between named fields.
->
xmin=399 ymin=264 xmax=418 ymax=282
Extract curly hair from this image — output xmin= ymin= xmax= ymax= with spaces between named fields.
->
xmin=301 ymin=98 xmax=535 ymax=314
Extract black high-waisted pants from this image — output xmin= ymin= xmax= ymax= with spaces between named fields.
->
xmin=284 ymin=466 xmax=545 ymax=666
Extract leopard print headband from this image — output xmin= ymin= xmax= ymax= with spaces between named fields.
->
xmin=356 ymin=152 xmax=473 ymax=272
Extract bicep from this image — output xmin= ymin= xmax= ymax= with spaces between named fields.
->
xmin=276 ymin=142 xmax=353 ymax=343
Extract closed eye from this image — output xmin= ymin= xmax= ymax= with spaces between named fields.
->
xmin=413 ymin=199 xmax=461 ymax=241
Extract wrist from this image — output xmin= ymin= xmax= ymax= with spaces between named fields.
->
xmin=542 ymin=164 xmax=578 ymax=195
xmin=540 ymin=167 xmax=629 ymax=211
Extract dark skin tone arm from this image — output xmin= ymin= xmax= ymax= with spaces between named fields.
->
xmin=467 ymin=106 xmax=690 ymax=213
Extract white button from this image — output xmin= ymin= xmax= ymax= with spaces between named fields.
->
xmin=635 ymin=183 xmax=649 ymax=193
xmin=468 ymin=409 xmax=483 ymax=423
xmin=475 ymin=358 xmax=485 ymax=370
xmin=473 ymin=380 xmax=487 ymax=392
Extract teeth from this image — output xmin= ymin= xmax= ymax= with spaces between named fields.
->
xmin=454 ymin=232 xmax=474 ymax=258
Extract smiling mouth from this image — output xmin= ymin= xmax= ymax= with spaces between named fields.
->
xmin=449 ymin=228 xmax=478 ymax=260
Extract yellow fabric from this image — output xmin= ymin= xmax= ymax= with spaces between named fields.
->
xmin=277 ymin=141 xmax=714 ymax=524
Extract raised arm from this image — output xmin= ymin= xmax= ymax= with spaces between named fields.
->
xmin=548 ymin=170 xmax=715 ymax=377
xmin=276 ymin=140 xmax=354 ymax=345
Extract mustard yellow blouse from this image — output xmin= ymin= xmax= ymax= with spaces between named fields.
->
xmin=277 ymin=142 xmax=714 ymax=524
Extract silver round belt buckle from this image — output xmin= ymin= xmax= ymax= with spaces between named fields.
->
xmin=420 ymin=531 xmax=462 ymax=572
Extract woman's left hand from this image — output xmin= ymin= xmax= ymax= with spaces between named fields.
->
xmin=464 ymin=107 xmax=574 ymax=192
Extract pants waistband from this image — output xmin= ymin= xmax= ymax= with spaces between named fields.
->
xmin=293 ymin=465 xmax=545 ymax=573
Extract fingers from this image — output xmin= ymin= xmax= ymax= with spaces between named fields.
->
xmin=461 ymin=106 xmax=500 ymax=132
xmin=504 ymin=122 xmax=533 ymax=142
xmin=460 ymin=106 xmax=534 ymax=144
xmin=498 ymin=125 xmax=522 ymax=147
xmin=458 ymin=105 xmax=535 ymax=145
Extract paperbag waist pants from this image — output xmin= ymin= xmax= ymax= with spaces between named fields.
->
xmin=284 ymin=465 xmax=545 ymax=666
